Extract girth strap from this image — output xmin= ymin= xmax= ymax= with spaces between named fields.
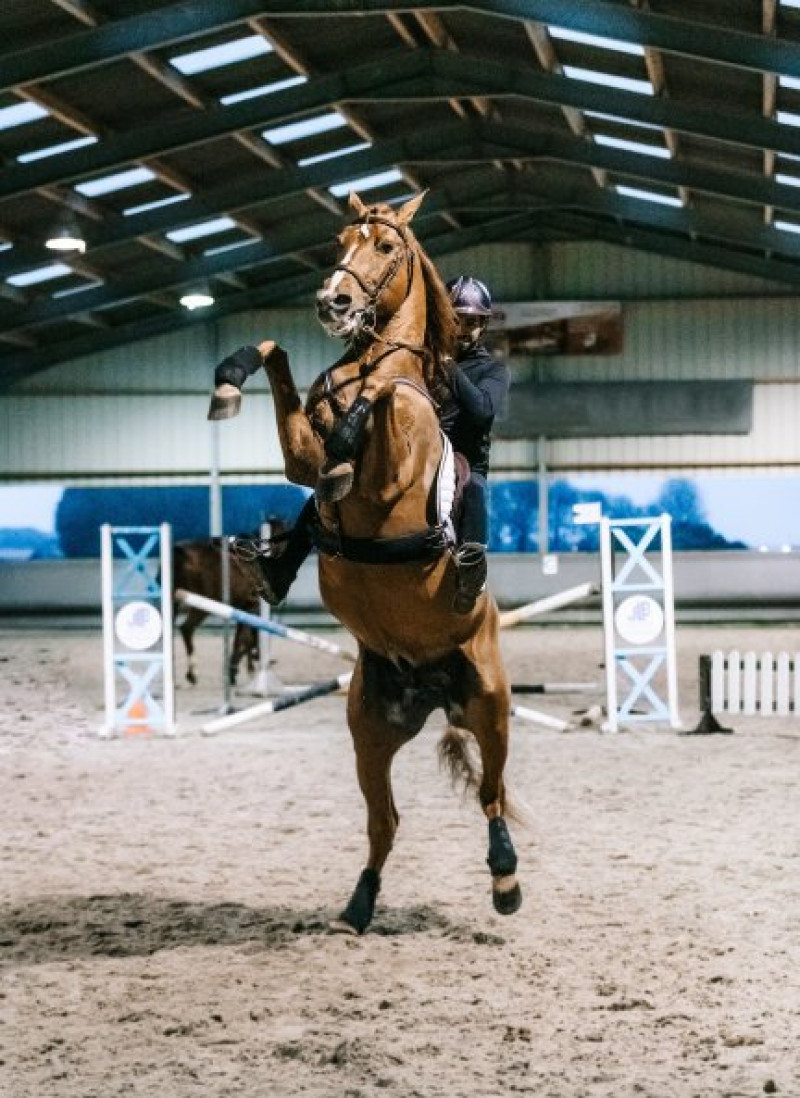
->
xmin=310 ymin=515 xmax=450 ymax=564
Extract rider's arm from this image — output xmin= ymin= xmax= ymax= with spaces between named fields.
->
xmin=448 ymin=360 xmax=509 ymax=421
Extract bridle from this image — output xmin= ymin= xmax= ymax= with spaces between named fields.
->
xmin=309 ymin=212 xmax=432 ymax=423
xmin=332 ymin=213 xmax=416 ymax=333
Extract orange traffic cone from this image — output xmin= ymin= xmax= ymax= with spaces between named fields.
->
xmin=125 ymin=697 xmax=153 ymax=736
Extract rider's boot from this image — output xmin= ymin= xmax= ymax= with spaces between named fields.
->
xmin=254 ymin=550 xmax=299 ymax=606
xmin=452 ymin=542 xmax=488 ymax=614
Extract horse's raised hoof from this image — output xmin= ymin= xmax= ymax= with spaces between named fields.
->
xmin=331 ymin=867 xmax=380 ymax=935
xmin=492 ymin=875 xmax=523 ymax=916
xmin=207 ymin=383 xmax=242 ymax=421
xmin=315 ymin=460 xmax=355 ymax=503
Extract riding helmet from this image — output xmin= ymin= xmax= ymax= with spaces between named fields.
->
xmin=446 ymin=275 xmax=493 ymax=317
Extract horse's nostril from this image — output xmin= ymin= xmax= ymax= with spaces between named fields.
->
xmin=332 ymin=294 xmax=351 ymax=313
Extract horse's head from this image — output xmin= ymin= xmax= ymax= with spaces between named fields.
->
xmin=315 ymin=191 xmax=426 ymax=340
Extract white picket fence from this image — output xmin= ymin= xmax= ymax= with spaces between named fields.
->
xmin=706 ymin=650 xmax=800 ymax=717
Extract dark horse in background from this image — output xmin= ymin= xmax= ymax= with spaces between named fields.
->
xmin=172 ymin=539 xmax=261 ymax=685
xmin=209 ymin=191 xmax=521 ymax=934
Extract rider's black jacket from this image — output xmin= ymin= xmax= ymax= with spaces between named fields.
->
xmin=437 ymin=342 xmax=509 ymax=478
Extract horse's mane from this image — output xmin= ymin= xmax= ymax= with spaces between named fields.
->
xmin=417 ymin=242 xmax=458 ymax=368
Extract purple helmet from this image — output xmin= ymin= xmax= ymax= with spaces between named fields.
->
xmin=446 ymin=275 xmax=493 ymax=317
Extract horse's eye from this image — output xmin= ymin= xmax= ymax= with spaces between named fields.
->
xmin=376 ymin=239 xmax=394 ymax=255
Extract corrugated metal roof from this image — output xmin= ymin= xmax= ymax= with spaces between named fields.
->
xmin=2 ymin=1 xmax=800 ymax=390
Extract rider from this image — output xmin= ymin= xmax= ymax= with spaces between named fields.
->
xmin=440 ymin=275 xmax=509 ymax=612
xmin=246 ymin=275 xmax=508 ymax=614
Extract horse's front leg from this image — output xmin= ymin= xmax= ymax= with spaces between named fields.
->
xmin=208 ymin=340 xmax=324 ymax=487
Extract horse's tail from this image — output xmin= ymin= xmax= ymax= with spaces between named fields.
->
xmin=437 ymin=725 xmax=529 ymax=826
xmin=437 ymin=725 xmax=481 ymax=798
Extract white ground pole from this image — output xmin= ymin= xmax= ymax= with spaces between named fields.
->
xmin=203 ymin=672 xmax=353 ymax=735
xmin=600 ymin=514 xmax=681 ymax=733
xmin=101 ymin=523 xmax=175 ymax=737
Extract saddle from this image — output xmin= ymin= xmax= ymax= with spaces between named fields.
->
xmin=434 ymin=431 xmax=471 ymax=544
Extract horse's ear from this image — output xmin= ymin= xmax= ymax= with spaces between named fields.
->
xmin=396 ymin=190 xmax=427 ymax=225
xmin=349 ymin=191 xmax=368 ymax=217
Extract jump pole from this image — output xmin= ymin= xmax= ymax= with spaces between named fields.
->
xmin=202 ymin=672 xmax=353 ymax=734
xmin=498 ymin=581 xmax=599 ymax=629
xmin=175 ymin=589 xmax=357 ymax=663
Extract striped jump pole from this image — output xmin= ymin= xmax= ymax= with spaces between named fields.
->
xmin=498 ymin=582 xmax=599 ymax=629
xmin=202 ymin=672 xmax=353 ymax=735
xmin=175 ymin=589 xmax=357 ymax=663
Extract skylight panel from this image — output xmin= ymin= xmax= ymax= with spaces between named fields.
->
xmin=547 ymin=26 xmax=644 ymax=55
xmin=75 ymin=166 xmax=156 ymax=197
xmin=778 ymin=74 xmax=800 ymax=90
xmin=203 ymin=238 xmax=257 ymax=257
xmin=0 ymin=242 xmax=12 ymax=253
xmin=123 ymin=192 xmax=191 ymax=217
xmin=263 ymin=111 xmax=348 ymax=145
xmin=7 ymin=262 xmax=72 ymax=288
xmin=170 ymin=34 xmax=272 ymax=76
xmin=17 ymin=134 xmax=98 ymax=163
xmin=165 ymin=216 xmax=237 ymax=243
xmin=594 ymin=134 xmax=671 ymax=158
xmin=776 ymin=109 xmax=800 ymax=127
xmin=775 ymin=172 xmax=800 ymax=188
xmin=0 ymin=101 xmax=49 ymax=131
xmin=563 ymin=66 xmax=654 ymax=95
xmin=779 ymin=0 xmax=800 ymax=8
xmin=52 ymin=278 xmax=104 ymax=298
xmin=297 ymin=141 xmax=371 ymax=167
xmin=584 ymin=110 xmax=662 ymax=132
xmin=220 ymin=75 xmax=306 ymax=105
xmin=329 ymin=169 xmax=405 ymax=198
xmin=774 ymin=218 xmax=800 ymax=234
xmin=616 ymin=184 xmax=683 ymax=207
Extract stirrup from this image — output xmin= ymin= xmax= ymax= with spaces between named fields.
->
xmin=452 ymin=542 xmax=487 ymax=614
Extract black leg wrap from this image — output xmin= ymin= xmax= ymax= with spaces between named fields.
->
xmin=325 ymin=396 xmax=373 ymax=464
xmin=214 ymin=344 xmax=263 ymax=389
xmin=338 ymin=867 xmax=381 ymax=935
xmin=487 ymin=816 xmax=518 ymax=877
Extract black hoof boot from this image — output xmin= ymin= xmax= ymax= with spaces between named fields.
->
xmin=487 ymin=817 xmax=522 ymax=917
xmin=331 ymin=868 xmax=381 ymax=935
xmin=453 ymin=542 xmax=487 ymax=614
xmin=253 ymin=553 xmax=296 ymax=606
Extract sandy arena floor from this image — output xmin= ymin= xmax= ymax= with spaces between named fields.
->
xmin=1 ymin=619 xmax=799 ymax=1098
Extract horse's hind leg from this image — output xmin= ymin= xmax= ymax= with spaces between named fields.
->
xmin=179 ymin=608 xmax=205 ymax=685
xmin=333 ymin=655 xmax=420 ymax=936
xmin=457 ymin=684 xmax=522 ymax=917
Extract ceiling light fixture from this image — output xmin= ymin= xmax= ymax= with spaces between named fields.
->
xmin=179 ymin=289 xmax=215 ymax=310
xmin=45 ymin=213 xmax=87 ymax=254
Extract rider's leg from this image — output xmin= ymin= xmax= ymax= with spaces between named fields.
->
xmin=453 ymin=473 xmax=488 ymax=614
xmin=255 ymin=496 xmax=315 ymax=605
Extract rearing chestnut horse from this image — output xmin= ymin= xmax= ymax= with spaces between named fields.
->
xmin=209 ymin=191 xmax=521 ymax=934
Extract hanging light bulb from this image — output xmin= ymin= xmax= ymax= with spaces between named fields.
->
xmin=45 ymin=213 xmax=87 ymax=254
xmin=180 ymin=287 xmax=215 ymax=310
